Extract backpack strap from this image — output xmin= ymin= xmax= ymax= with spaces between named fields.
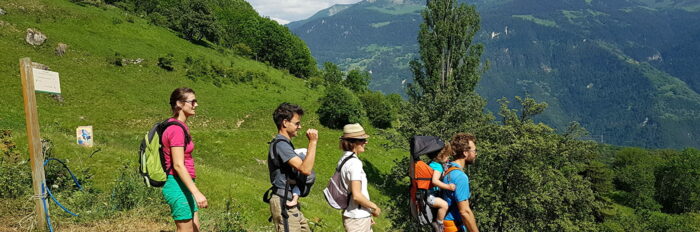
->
xmin=269 ymin=138 xmax=296 ymax=190
xmin=266 ymin=138 xmax=296 ymax=232
xmin=157 ymin=119 xmax=192 ymax=174
xmin=337 ymin=153 xmax=356 ymax=212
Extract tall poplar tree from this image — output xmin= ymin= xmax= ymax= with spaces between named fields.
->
xmin=401 ymin=0 xmax=489 ymax=139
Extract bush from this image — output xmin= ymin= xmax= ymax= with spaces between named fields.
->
xmin=317 ymin=86 xmax=365 ymax=129
xmin=109 ymin=163 xmax=161 ymax=211
xmin=306 ymin=76 xmax=324 ymax=89
xmin=206 ymin=197 xmax=249 ymax=232
xmin=0 ymin=130 xmax=32 ymax=199
xmin=157 ymin=53 xmax=175 ymax=71
xmin=359 ymin=91 xmax=396 ymax=129
xmin=654 ymin=148 xmax=700 ymax=214
xmin=232 ymin=43 xmax=253 ymax=58
xmin=108 ymin=52 xmax=126 ymax=66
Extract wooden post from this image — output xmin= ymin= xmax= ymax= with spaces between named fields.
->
xmin=20 ymin=57 xmax=48 ymax=231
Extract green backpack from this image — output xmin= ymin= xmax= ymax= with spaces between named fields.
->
xmin=138 ymin=119 xmax=190 ymax=187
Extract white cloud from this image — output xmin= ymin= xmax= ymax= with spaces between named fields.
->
xmin=248 ymin=0 xmax=363 ymax=23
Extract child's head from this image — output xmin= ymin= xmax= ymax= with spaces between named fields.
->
xmin=427 ymin=143 xmax=453 ymax=163
xmin=435 ymin=143 xmax=453 ymax=163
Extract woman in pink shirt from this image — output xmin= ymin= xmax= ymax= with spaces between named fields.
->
xmin=162 ymin=87 xmax=208 ymax=232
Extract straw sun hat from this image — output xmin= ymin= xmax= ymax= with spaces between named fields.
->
xmin=340 ymin=123 xmax=370 ymax=139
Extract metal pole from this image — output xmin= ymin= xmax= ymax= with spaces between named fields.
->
xmin=20 ymin=57 xmax=48 ymax=231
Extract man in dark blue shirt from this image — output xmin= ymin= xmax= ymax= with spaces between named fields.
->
xmin=442 ymin=133 xmax=479 ymax=232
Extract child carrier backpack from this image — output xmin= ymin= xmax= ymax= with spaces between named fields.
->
xmin=409 ymin=136 xmax=445 ymax=227
xmin=262 ymin=138 xmax=316 ymax=232
xmin=138 ymin=119 xmax=190 ymax=187
xmin=323 ymin=154 xmax=356 ymax=210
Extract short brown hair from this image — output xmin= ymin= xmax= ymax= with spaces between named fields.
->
xmin=273 ymin=102 xmax=304 ymax=130
xmin=339 ymin=138 xmax=364 ymax=151
xmin=450 ymin=133 xmax=476 ymax=159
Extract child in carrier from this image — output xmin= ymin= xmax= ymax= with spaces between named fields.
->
xmin=427 ymin=144 xmax=456 ymax=230
xmin=287 ymin=148 xmax=307 ymax=207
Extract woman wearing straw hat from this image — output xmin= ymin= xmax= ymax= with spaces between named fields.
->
xmin=336 ymin=123 xmax=381 ymax=232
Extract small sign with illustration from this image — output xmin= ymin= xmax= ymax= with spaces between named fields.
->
xmin=76 ymin=126 xmax=93 ymax=147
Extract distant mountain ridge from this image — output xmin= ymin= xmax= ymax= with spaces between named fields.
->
xmin=289 ymin=0 xmax=700 ymax=148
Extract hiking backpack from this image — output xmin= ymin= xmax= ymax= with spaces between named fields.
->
xmin=408 ymin=136 xmax=446 ymax=226
xmin=138 ymin=119 xmax=190 ymax=187
xmin=323 ymin=154 xmax=356 ymax=210
xmin=262 ymin=138 xmax=316 ymax=232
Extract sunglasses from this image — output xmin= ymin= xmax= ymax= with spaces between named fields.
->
xmin=344 ymin=138 xmax=367 ymax=143
xmin=180 ymin=99 xmax=197 ymax=105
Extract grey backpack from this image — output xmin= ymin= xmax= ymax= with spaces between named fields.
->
xmin=323 ymin=155 xmax=356 ymax=210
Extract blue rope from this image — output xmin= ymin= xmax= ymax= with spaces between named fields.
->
xmin=41 ymin=183 xmax=54 ymax=232
xmin=44 ymin=158 xmax=83 ymax=190
xmin=40 ymin=157 xmax=83 ymax=231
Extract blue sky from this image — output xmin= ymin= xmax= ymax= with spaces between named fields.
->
xmin=246 ymin=0 xmax=362 ymax=24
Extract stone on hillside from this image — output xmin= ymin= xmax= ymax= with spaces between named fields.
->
xmin=25 ymin=28 xmax=47 ymax=46
xmin=0 ymin=8 xmax=6 ymax=15
xmin=55 ymin=43 xmax=68 ymax=56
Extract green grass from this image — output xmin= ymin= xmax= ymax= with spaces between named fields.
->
xmin=512 ymin=14 xmax=558 ymax=28
xmin=0 ymin=0 xmax=406 ymax=230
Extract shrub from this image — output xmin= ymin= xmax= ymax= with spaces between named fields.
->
xmin=108 ymin=52 xmax=126 ymax=66
xmin=359 ymin=91 xmax=396 ymax=129
xmin=317 ymin=86 xmax=365 ymax=129
xmin=112 ymin=17 xmax=123 ymax=24
xmin=306 ymin=76 xmax=324 ymax=89
xmin=207 ymin=197 xmax=249 ymax=232
xmin=157 ymin=53 xmax=175 ymax=71
xmin=109 ymin=163 xmax=161 ymax=211
xmin=232 ymin=43 xmax=253 ymax=58
xmin=0 ymin=130 xmax=32 ymax=199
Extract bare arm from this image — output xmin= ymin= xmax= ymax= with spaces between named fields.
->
xmin=457 ymin=200 xmax=478 ymax=232
xmin=432 ymin=170 xmax=456 ymax=191
xmin=287 ymin=129 xmax=318 ymax=175
xmin=171 ymin=147 xmax=208 ymax=208
xmin=350 ymin=180 xmax=381 ymax=217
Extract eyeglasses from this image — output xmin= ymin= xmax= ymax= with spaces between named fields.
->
xmin=180 ymin=99 xmax=197 ymax=105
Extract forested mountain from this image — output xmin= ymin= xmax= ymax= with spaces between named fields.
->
xmin=289 ymin=0 xmax=700 ymax=148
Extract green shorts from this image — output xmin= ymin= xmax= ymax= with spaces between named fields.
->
xmin=162 ymin=175 xmax=198 ymax=220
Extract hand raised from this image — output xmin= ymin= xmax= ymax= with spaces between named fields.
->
xmin=306 ymin=129 xmax=318 ymax=142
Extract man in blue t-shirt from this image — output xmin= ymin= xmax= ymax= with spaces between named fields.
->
xmin=442 ymin=133 xmax=479 ymax=232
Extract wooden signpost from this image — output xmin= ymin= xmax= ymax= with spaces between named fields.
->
xmin=19 ymin=57 xmax=60 ymax=231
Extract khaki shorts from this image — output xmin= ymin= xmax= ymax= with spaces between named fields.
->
xmin=269 ymin=194 xmax=310 ymax=232
xmin=343 ymin=216 xmax=373 ymax=232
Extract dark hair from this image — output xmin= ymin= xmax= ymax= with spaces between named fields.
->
xmin=170 ymin=87 xmax=195 ymax=116
xmin=273 ymin=102 xmax=304 ymax=130
xmin=450 ymin=133 xmax=476 ymax=159
xmin=339 ymin=138 xmax=365 ymax=151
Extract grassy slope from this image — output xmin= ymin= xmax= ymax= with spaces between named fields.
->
xmin=0 ymin=0 xmax=404 ymax=231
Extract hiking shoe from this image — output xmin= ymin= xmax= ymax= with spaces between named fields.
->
xmin=431 ymin=221 xmax=445 ymax=232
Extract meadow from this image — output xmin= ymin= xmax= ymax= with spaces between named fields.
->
xmin=0 ymin=0 xmax=406 ymax=230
